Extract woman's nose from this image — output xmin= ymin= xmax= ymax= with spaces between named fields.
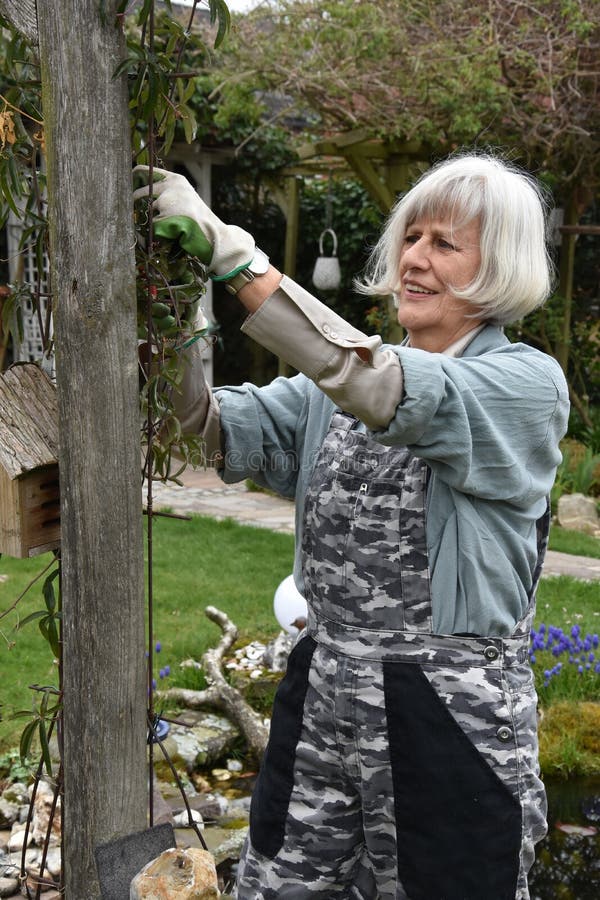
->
xmin=402 ymin=237 xmax=430 ymax=269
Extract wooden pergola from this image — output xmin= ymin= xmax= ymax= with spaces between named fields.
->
xmin=278 ymin=128 xmax=433 ymax=351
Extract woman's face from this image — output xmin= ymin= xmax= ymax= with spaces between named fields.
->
xmin=395 ymin=216 xmax=483 ymax=352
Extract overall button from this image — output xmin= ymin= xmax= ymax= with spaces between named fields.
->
xmin=483 ymin=645 xmax=499 ymax=661
xmin=497 ymin=725 xmax=513 ymax=742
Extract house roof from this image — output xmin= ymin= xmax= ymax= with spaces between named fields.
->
xmin=0 ymin=363 xmax=59 ymax=479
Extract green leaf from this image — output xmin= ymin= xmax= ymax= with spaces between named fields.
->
xmin=0 ymin=168 xmax=21 ymax=218
xmin=181 ymin=105 xmax=197 ymax=144
xmin=42 ymin=568 xmax=60 ymax=613
xmin=19 ymin=719 xmax=38 ymax=763
xmin=46 ymin=617 xmax=60 ymax=659
xmin=38 ymin=720 xmax=53 ymax=777
xmin=209 ymin=0 xmax=231 ymax=48
xmin=16 ymin=610 xmax=47 ymax=629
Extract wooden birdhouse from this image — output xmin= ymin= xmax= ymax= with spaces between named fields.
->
xmin=0 ymin=363 xmax=60 ymax=558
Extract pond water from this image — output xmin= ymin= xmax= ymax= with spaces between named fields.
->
xmin=529 ymin=777 xmax=600 ymax=899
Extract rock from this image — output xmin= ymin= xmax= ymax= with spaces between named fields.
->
xmin=0 ymin=783 xmax=28 ymax=830
xmin=557 ymin=493 xmax=600 ymax=536
xmin=211 ymin=828 xmax=248 ymax=867
xmin=0 ymin=802 xmax=18 ymax=831
xmin=189 ymin=794 xmax=228 ymax=824
xmin=172 ymin=809 xmax=203 ymax=829
xmin=1 ymin=785 xmax=27 ymax=807
xmin=30 ymin=780 xmax=61 ymax=847
xmin=44 ymin=848 xmax=61 ymax=878
xmin=130 ymin=847 xmax=219 ymax=899
xmin=152 ymin=786 xmax=174 ymax=827
xmin=8 ymin=826 xmax=31 ymax=852
xmin=0 ymin=876 xmax=18 ymax=898
xmin=154 ymin=715 xmax=239 ymax=775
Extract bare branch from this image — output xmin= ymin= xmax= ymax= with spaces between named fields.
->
xmin=160 ymin=606 xmax=270 ymax=762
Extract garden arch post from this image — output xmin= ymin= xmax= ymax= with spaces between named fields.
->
xmin=0 ymin=0 xmax=148 ymax=895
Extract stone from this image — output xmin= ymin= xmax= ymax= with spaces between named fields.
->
xmin=557 ymin=493 xmax=600 ymax=536
xmin=8 ymin=826 xmax=31 ymax=852
xmin=0 ymin=802 xmax=18 ymax=831
xmin=210 ymin=828 xmax=248 ymax=867
xmin=172 ymin=809 xmax=203 ymax=829
xmin=153 ymin=715 xmax=239 ymax=775
xmin=1 ymin=785 xmax=27 ymax=807
xmin=0 ymin=876 xmax=18 ymax=898
xmin=30 ymin=780 xmax=61 ymax=847
xmin=130 ymin=847 xmax=219 ymax=899
xmin=189 ymin=794 xmax=228 ymax=823
xmin=44 ymin=848 xmax=62 ymax=878
xmin=0 ymin=783 xmax=28 ymax=830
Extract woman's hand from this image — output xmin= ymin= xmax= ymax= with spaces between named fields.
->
xmin=133 ymin=165 xmax=255 ymax=279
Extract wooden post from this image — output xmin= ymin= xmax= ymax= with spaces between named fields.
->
xmin=279 ymin=176 xmax=301 ymax=377
xmin=32 ymin=1 xmax=146 ymax=896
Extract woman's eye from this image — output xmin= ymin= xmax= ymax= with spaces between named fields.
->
xmin=404 ymin=234 xmax=419 ymax=244
xmin=438 ymin=238 xmax=455 ymax=250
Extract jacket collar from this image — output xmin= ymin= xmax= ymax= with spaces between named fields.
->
xmin=460 ymin=323 xmax=508 ymax=357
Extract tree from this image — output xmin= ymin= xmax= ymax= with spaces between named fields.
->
xmin=214 ymin=0 xmax=599 ymax=196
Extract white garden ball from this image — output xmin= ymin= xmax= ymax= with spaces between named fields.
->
xmin=273 ymin=574 xmax=308 ymax=634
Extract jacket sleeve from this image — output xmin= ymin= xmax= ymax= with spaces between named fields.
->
xmin=241 ymin=275 xmax=404 ymax=430
xmin=167 ymin=337 xmax=224 ymax=465
xmin=376 ymin=344 xmax=569 ymax=504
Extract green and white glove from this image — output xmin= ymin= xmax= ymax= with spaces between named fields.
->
xmin=132 ymin=165 xmax=255 ymax=281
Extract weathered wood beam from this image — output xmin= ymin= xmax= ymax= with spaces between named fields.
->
xmin=559 ymin=224 xmax=600 ymax=235
xmin=36 ymin=1 xmax=146 ymax=896
xmin=0 ymin=0 xmax=38 ymax=44
xmin=344 ymin=151 xmax=396 ymax=213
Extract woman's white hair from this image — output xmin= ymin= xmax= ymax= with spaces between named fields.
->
xmin=358 ymin=153 xmax=554 ymax=326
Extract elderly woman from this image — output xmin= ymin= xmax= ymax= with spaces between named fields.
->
xmin=135 ymin=154 xmax=569 ymax=900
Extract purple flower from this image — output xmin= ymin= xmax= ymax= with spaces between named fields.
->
xmin=155 ymin=641 xmax=162 ymax=653
xmin=578 ymin=665 xmax=584 ymax=674
xmin=571 ymin=624 xmax=581 ymax=639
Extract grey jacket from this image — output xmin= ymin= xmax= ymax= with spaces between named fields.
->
xmin=176 ymin=276 xmax=569 ymax=636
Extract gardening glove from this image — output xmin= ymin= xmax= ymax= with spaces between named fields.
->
xmin=132 ymin=165 xmax=255 ymax=280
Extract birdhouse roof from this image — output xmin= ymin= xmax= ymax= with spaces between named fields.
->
xmin=0 ymin=363 xmax=59 ymax=479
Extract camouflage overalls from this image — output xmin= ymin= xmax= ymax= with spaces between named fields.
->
xmin=237 ymin=412 xmax=548 ymax=900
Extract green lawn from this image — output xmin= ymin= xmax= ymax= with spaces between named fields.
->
xmin=548 ymin=525 xmax=600 ymax=558
xmin=0 ymin=515 xmax=295 ymax=750
xmin=0 ymin=515 xmax=598 ymax=751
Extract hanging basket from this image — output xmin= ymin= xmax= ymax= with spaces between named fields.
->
xmin=312 ymin=228 xmax=342 ymax=291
